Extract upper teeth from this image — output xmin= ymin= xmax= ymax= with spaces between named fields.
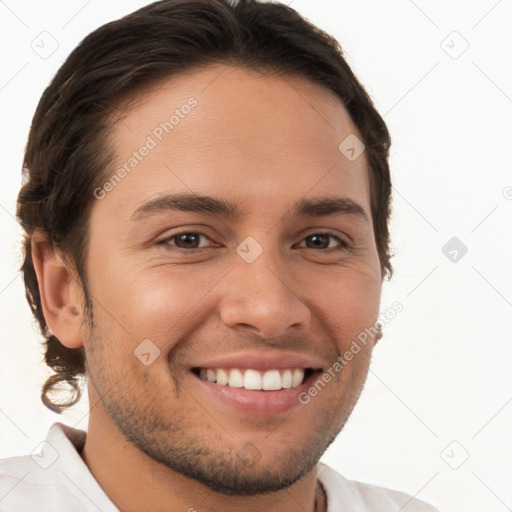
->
xmin=199 ymin=368 xmax=305 ymax=390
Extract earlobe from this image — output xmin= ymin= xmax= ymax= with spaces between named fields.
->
xmin=31 ymin=230 xmax=85 ymax=349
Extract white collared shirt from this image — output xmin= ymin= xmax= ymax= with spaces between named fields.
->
xmin=0 ymin=423 xmax=439 ymax=511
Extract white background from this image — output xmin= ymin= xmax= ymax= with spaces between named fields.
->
xmin=1 ymin=1 xmax=511 ymax=511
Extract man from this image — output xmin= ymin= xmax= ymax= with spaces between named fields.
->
xmin=1 ymin=0 xmax=439 ymax=510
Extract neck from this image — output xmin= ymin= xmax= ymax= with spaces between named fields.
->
xmin=80 ymin=406 xmax=324 ymax=512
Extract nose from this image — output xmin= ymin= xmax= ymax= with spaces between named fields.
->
xmin=218 ymin=244 xmax=311 ymax=339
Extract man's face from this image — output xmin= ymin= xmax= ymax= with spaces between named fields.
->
xmin=81 ymin=65 xmax=382 ymax=494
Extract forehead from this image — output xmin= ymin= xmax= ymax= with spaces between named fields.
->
xmin=97 ymin=65 xmax=371 ymax=223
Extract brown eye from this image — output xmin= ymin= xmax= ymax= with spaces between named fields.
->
xmin=158 ymin=232 xmax=214 ymax=251
xmin=173 ymin=233 xmax=202 ymax=249
xmin=298 ymin=233 xmax=349 ymax=251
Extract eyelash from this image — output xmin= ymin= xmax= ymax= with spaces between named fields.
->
xmin=157 ymin=230 xmax=351 ymax=253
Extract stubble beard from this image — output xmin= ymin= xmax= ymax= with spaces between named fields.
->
xmin=82 ymin=301 xmax=365 ymax=496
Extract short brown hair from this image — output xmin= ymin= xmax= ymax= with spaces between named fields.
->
xmin=16 ymin=0 xmax=393 ymax=413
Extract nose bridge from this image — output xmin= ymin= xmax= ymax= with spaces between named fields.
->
xmin=219 ymin=234 xmax=311 ymax=338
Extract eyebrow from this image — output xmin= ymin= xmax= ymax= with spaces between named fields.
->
xmin=130 ymin=193 xmax=369 ymax=223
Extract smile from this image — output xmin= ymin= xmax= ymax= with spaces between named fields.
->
xmin=188 ymin=352 xmax=326 ymax=415
xmin=194 ymin=367 xmax=316 ymax=391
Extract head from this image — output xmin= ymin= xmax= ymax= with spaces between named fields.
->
xmin=17 ymin=0 xmax=393 ymax=496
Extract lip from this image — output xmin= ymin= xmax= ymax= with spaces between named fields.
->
xmin=189 ymin=351 xmax=326 ymax=372
xmin=188 ymin=366 xmax=323 ymax=416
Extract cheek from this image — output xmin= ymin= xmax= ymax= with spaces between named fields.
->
xmin=87 ymin=259 xmax=223 ymax=347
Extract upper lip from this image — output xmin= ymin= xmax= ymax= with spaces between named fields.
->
xmin=190 ymin=352 xmax=326 ymax=371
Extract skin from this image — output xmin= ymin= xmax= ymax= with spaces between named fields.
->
xmin=32 ymin=65 xmax=383 ymax=512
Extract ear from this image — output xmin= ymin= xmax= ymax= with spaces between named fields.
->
xmin=31 ymin=230 xmax=85 ymax=349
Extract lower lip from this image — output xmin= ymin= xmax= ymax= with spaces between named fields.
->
xmin=190 ymin=371 xmax=320 ymax=416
